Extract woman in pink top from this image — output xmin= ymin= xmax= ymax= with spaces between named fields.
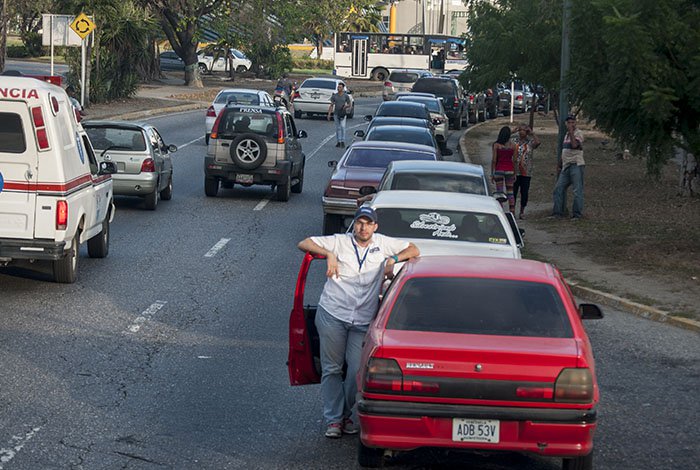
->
xmin=491 ymin=126 xmax=516 ymax=213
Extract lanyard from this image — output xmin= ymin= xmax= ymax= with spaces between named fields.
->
xmin=352 ymin=239 xmax=370 ymax=271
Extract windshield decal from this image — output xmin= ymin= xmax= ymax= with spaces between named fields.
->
xmin=409 ymin=212 xmax=457 ymax=239
xmin=488 ymin=237 xmax=508 ymax=244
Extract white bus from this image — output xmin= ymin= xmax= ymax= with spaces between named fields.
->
xmin=333 ymin=32 xmax=468 ymax=81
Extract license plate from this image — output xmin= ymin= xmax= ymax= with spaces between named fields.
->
xmin=235 ymin=174 xmax=254 ymax=184
xmin=452 ymin=418 xmax=499 ymax=443
xmin=116 ymin=162 xmax=125 ymax=172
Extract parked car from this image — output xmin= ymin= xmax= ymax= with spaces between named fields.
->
xmin=159 ymin=51 xmax=184 ymax=71
xmin=365 ymin=190 xmax=523 ymax=259
xmin=382 ymin=69 xmax=433 ymax=101
xmin=412 ymin=77 xmax=468 ymax=130
xmin=358 ymin=116 xmax=434 ymax=136
xmin=204 ymin=89 xmax=275 ymax=144
xmin=322 ymin=141 xmax=438 ymax=234
xmin=366 ymin=101 xmax=434 ymax=123
xmin=500 ymin=81 xmax=533 ymax=113
xmin=197 ymin=47 xmax=252 ymax=74
xmin=288 ymin=255 xmax=603 ymax=469
xmin=293 ymin=77 xmax=354 ymax=119
xmin=373 ymin=160 xmax=489 ymax=196
xmin=395 ymin=95 xmax=449 ymax=143
xmin=84 ymin=121 xmax=175 ymax=211
xmin=204 ymin=104 xmax=307 ymax=201
xmin=495 ymin=83 xmax=513 ymax=116
xmin=467 ymin=90 xmax=487 ymax=123
xmin=357 ymin=125 xmax=450 ymax=158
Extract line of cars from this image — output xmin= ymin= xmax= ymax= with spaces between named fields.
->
xmin=289 ymin=83 xmax=602 ymax=469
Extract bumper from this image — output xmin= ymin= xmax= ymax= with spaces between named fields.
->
xmin=294 ymin=100 xmax=331 ymax=114
xmin=204 ymin=156 xmax=291 ymax=184
xmin=112 ymin=173 xmax=158 ymax=196
xmin=358 ymin=398 xmax=596 ymax=457
xmin=322 ymin=196 xmax=359 ymax=216
xmin=0 ymin=238 xmax=67 ymax=262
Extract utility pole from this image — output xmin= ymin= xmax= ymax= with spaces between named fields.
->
xmin=556 ymin=0 xmax=572 ymax=171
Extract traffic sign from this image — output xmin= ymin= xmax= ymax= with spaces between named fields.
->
xmin=69 ymin=13 xmax=95 ymax=40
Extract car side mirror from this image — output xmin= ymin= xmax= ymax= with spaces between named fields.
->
xmin=168 ymin=144 xmax=178 ymax=153
xmin=347 ymin=89 xmax=353 ymax=95
xmin=328 ymin=160 xmax=337 ymax=168
xmin=492 ymin=191 xmax=507 ymax=203
xmin=364 ymin=115 xmax=373 ymax=121
xmin=297 ymin=130 xmax=308 ymax=138
xmin=353 ymin=130 xmax=365 ymax=138
xmin=359 ymin=185 xmax=377 ymax=196
xmin=579 ymin=303 xmax=604 ymax=320
xmin=98 ymin=161 xmax=117 ymax=175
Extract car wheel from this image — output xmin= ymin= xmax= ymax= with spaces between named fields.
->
xmin=291 ymin=161 xmax=304 ymax=194
xmin=347 ymin=108 xmax=354 ymax=119
xmin=160 ymin=174 xmax=173 ymax=200
xmin=562 ymin=454 xmax=593 ymax=470
xmin=453 ymin=115 xmax=462 ymax=130
xmin=204 ymin=177 xmax=219 ymax=197
xmin=468 ymin=112 xmax=477 ymax=124
xmin=276 ymin=174 xmax=291 ymax=201
xmin=357 ymin=442 xmax=384 ymax=468
xmin=370 ymin=68 xmax=389 ymax=82
xmin=230 ymin=133 xmax=268 ymax=170
xmin=198 ymin=63 xmax=208 ymax=75
xmin=205 ymin=133 xmax=210 ymax=145
xmin=322 ymin=213 xmax=344 ymax=235
xmin=294 ymin=109 xmax=302 ymax=119
xmin=144 ymin=185 xmax=158 ymax=210
xmin=236 ymin=65 xmax=247 ymax=73
xmin=53 ymin=236 xmax=78 ymax=284
xmin=87 ymin=218 xmax=109 ymax=258
xmin=478 ymin=110 xmax=486 ymax=122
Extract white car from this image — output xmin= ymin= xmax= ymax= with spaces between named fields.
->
xmin=367 ymin=190 xmax=523 ymax=259
xmin=293 ymin=77 xmax=354 ymax=119
xmin=205 ymin=89 xmax=275 ymax=144
xmin=198 ymin=48 xmax=252 ymax=75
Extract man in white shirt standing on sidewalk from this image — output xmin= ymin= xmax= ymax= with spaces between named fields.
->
xmin=297 ymin=207 xmax=420 ymax=438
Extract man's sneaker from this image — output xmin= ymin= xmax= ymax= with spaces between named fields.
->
xmin=335 ymin=142 xmax=341 ymax=148
xmin=324 ymin=423 xmax=342 ymax=438
xmin=342 ymin=418 xmax=359 ymax=435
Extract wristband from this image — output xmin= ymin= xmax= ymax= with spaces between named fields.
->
xmin=391 ymin=255 xmax=399 ymax=263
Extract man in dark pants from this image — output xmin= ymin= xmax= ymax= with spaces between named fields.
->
xmin=512 ymin=123 xmax=541 ymax=219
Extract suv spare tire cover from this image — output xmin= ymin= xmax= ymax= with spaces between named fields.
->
xmin=230 ymin=133 xmax=268 ymax=170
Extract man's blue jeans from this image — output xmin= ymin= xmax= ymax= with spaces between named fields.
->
xmin=553 ymin=164 xmax=585 ymax=218
xmin=334 ymin=114 xmax=347 ymax=144
xmin=315 ymin=306 xmax=368 ymax=425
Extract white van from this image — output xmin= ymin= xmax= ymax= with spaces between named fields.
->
xmin=0 ymin=76 xmax=116 ymax=283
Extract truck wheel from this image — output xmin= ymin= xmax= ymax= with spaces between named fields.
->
xmin=370 ymin=68 xmax=389 ymax=82
xmin=88 ymin=219 xmax=110 ymax=258
xmin=291 ymin=162 xmax=304 ymax=194
xmin=323 ymin=214 xmax=344 ymax=235
xmin=205 ymin=177 xmax=219 ymax=197
xmin=144 ymin=186 xmax=158 ymax=210
xmin=277 ymin=175 xmax=291 ymax=201
xmin=357 ymin=442 xmax=384 ymax=468
xmin=53 ymin=237 xmax=78 ymax=283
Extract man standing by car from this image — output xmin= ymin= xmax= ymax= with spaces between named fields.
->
xmin=328 ymin=83 xmax=352 ymax=148
xmin=297 ymin=207 xmax=420 ymax=438
xmin=552 ymin=115 xmax=585 ymax=219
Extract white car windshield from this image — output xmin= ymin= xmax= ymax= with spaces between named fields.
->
xmin=385 ymin=173 xmax=487 ymax=195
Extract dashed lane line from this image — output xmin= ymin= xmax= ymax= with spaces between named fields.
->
xmin=0 ymin=426 xmax=42 ymax=469
xmin=126 ymin=300 xmax=167 ymax=333
xmin=177 ymin=136 xmax=204 ymax=149
xmin=253 ymin=195 xmax=273 ymax=211
xmin=204 ymin=238 xmax=231 ymax=258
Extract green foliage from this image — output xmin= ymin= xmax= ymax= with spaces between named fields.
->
xmin=20 ymin=32 xmax=44 ymax=57
xmin=246 ymin=43 xmax=293 ymax=79
xmin=6 ymin=44 xmax=32 ymax=58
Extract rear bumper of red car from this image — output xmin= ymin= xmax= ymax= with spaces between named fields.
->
xmin=358 ymin=398 xmax=596 ymax=457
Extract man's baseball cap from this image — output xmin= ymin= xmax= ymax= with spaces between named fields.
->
xmin=354 ymin=206 xmax=377 ymax=223
xmin=565 ymin=115 xmax=576 ymax=122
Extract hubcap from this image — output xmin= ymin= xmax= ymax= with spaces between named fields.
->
xmin=236 ymin=139 xmax=261 ymax=163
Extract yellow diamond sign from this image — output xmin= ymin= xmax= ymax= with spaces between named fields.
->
xmin=70 ymin=13 xmax=95 ymax=40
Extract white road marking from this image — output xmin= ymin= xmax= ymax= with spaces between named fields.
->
xmin=126 ymin=301 xmax=167 ymax=333
xmin=177 ymin=136 xmax=204 ymax=149
xmin=306 ymin=122 xmax=366 ymax=161
xmin=253 ymin=195 xmax=272 ymax=211
xmin=204 ymin=238 xmax=231 ymax=258
xmin=197 ymin=356 xmax=211 ymax=359
xmin=0 ymin=426 xmax=42 ymax=469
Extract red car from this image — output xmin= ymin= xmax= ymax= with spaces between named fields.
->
xmin=288 ymin=255 xmax=602 ymax=469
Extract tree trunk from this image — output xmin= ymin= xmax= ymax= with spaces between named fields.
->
xmin=0 ymin=0 xmax=7 ymax=74
xmin=678 ymin=147 xmax=698 ymax=197
xmin=529 ymin=91 xmax=537 ymax=130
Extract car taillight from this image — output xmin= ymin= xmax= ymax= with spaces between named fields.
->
xmin=364 ymin=358 xmax=403 ymax=392
xmin=469 ymin=94 xmax=475 ymax=103
xmin=516 ymin=94 xmax=523 ymax=100
xmin=384 ymin=81 xmax=392 ymax=87
xmin=140 ymin=158 xmax=156 ymax=172
xmin=277 ymin=112 xmax=285 ymax=144
xmin=453 ymin=98 xmax=460 ymax=107
xmin=56 ymin=200 xmax=68 ymax=230
xmin=31 ymin=105 xmax=50 ymax=151
xmin=206 ymin=106 xmax=216 ymax=117
xmin=210 ymin=111 xmax=224 ymax=140
xmin=554 ymin=368 xmax=594 ymax=403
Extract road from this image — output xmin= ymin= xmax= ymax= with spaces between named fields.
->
xmin=3 ymin=59 xmax=69 ymax=77
xmin=1 ymin=97 xmax=698 ymax=469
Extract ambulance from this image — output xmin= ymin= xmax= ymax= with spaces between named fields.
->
xmin=0 ymin=76 xmax=116 ymax=283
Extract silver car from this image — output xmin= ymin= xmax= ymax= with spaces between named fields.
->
xmin=293 ymin=77 xmax=354 ymax=119
xmin=395 ymin=94 xmax=449 ymax=142
xmin=382 ymin=69 xmax=433 ymax=101
xmin=84 ymin=121 xmax=176 ymax=210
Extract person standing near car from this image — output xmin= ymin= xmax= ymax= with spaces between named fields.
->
xmin=552 ymin=115 xmax=585 ymax=219
xmin=512 ymin=123 xmax=541 ymax=219
xmin=328 ymin=83 xmax=351 ymax=148
xmin=297 ymin=207 xmax=420 ymax=439
xmin=491 ymin=126 xmax=516 ymax=213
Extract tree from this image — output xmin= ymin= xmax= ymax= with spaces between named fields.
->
xmin=9 ymin=0 xmax=57 ymax=57
xmin=0 ymin=0 xmax=7 ymax=73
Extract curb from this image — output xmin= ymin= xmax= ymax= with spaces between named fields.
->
xmin=96 ymin=102 xmax=207 ymax=121
xmin=459 ymin=120 xmax=700 ymax=334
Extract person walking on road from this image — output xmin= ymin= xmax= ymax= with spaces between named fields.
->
xmin=512 ymin=123 xmax=541 ymax=219
xmin=491 ymin=126 xmax=516 ymax=213
xmin=328 ymin=83 xmax=352 ymax=148
xmin=297 ymin=207 xmax=420 ymax=439
xmin=552 ymin=115 xmax=585 ymax=219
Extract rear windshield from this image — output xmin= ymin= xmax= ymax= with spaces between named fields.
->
xmin=388 ymin=173 xmax=486 ymax=195
xmin=215 ymin=91 xmax=260 ymax=105
xmin=375 ymin=208 xmax=509 ymax=244
xmin=300 ymin=79 xmax=337 ymax=90
xmin=0 ymin=113 xmax=26 ymax=153
xmin=346 ymin=148 xmax=435 ymax=168
xmin=389 ymin=72 xmax=420 ymax=83
xmin=369 ymin=118 xmax=428 ymax=129
xmin=387 ymin=277 xmax=573 ymax=338
xmin=85 ymin=127 xmax=146 ymax=151
xmin=413 ymin=79 xmax=455 ymax=95
xmin=217 ymin=110 xmax=277 ymax=138
xmin=397 ymin=97 xmax=440 ymax=112
xmin=376 ymin=103 xmax=428 ymax=119
xmin=366 ymin=128 xmax=434 ymax=148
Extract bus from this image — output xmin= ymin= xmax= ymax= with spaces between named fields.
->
xmin=333 ymin=32 xmax=468 ymax=81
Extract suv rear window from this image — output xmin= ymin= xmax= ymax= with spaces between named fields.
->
xmin=389 ymin=72 xmax=420 ymax=83
xmin=217 ymin=110 xmax=277 ymax=138
xmin=413 ymin=79 xmax=455 ymax=95
xmin=346 ymin=148 xmax=434 ymax=168
xmin=300 ymin=79 xmax=337 ymax=90
xmin=0 ymin=113 xmax=26 ymax=153
xmin=376 ymin=103 xmax=428 ymax=119
xmin=387 ymin=277 xmax=573 ymax=338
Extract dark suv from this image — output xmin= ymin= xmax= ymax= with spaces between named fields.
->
xmin=204 ymin=105 xmax=307 ymax=201
xmin=412 ymin=77 xmax=468 ymax=130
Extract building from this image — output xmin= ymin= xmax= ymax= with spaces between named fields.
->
xmin=381 ymin=0 xmax=470 ymax=36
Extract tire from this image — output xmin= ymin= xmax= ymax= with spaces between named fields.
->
xmin=357 ymin=442 xmax=384 ymax=468
xmin=198 ymin=63 xmax=208 ymax=75
xmin=453 ymin=115 xmax=462 ymax=130
xmin=204 ymin=177 xmax=219 ymax=197
xmin=291 ymin=161 xmax=304 ymax=194
xmin=562 ymin=454 xmax=593 ymax=470
xmin=160 ymin=174 xmax=173 ymax=200
xmin=370 ymin=68 xmax=389 ymax=82
xmin=347 ymin=107 xmax=354 ymax=119
xmin=276 ymin=174 xmax=291 ymax=201
xmin=230 ymin=133 xmax=268 ymax=170
xmin=144 ymin=186 xmax=158 ymax=210
xmin=323 ymin=213 xmax=344 ymax=235
xmin=294 ymin=109 xmax=302 ymax=119
xmin=87 ymin=218 xmax=110 ymax=258
xmin=236 ymin=65 xmax=247 ymax=73
xmin=53 ymin=237 xmax=78 ymax=283
xmin=478 ymin=110 xmax=486 ymax=122
xmin=205 ymin=133 xmax=210 ymax=145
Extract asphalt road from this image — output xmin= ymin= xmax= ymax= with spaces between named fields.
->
xmin=1 ymin=98 xmax=698 ymax=469
xmin=3 ymin=59 xmax=69 ymax=77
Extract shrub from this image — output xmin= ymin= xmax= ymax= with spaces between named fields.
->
xmin=6 ymin=45 xmax=30 ymax=58
xmin=292 ymin=58 xmax=333 ymax=70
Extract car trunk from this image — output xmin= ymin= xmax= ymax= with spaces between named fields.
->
xmin=298 ymin=86 xmax=334 ymax=103
xmin=103 ymin=149 xmax=151 ymax=175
